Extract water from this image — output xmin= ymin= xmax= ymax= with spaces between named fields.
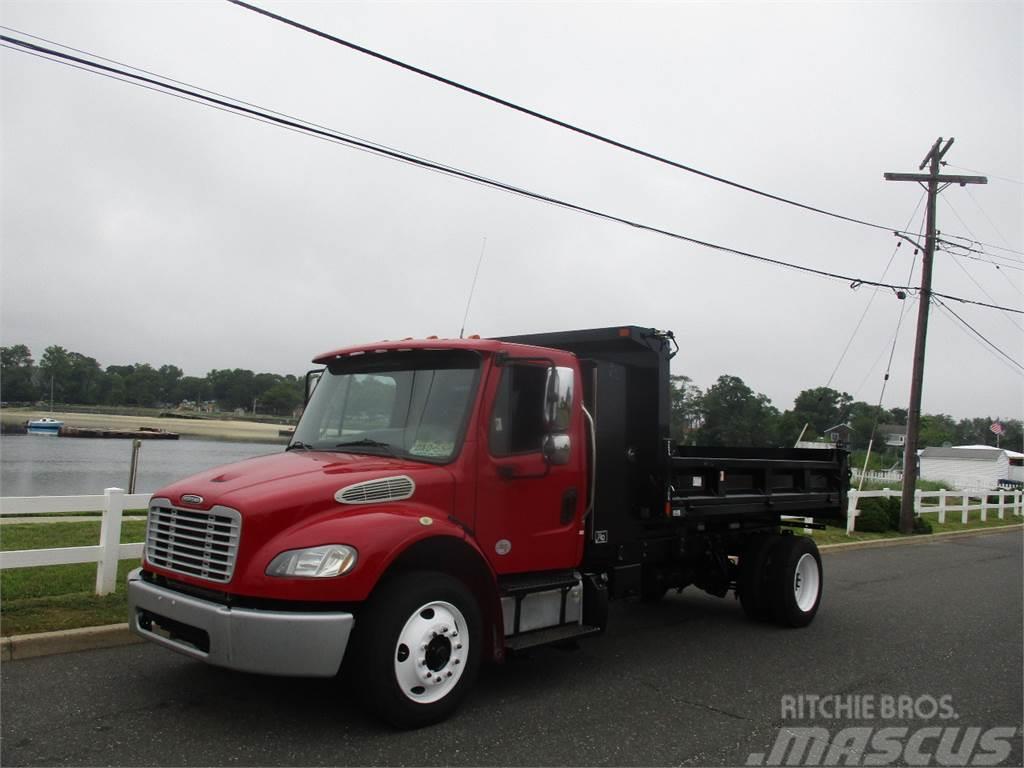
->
xmin=0 ymin=434 xmax=282 ymax=497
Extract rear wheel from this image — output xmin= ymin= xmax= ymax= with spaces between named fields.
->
xmin=767 ymin=536 xmax=823 ymax=627
xmin=352 ymin=571 xmax=481 ymax=728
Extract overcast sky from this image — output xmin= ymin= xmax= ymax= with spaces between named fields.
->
xmin=1 ymin=1 xmax=1021 ymax=422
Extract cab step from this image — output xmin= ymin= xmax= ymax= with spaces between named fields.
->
xmin=505 ymin=623 xmax=602 ymax=651
xmin=498 ymin=570 xmax=578 ymax=596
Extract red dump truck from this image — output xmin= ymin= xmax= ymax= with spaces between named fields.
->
xmin=128 ymin=326 xmax=848 ymax=727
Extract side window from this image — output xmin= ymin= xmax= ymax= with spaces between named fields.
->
xmin=489 ymin=364 xmax=547 ymax=456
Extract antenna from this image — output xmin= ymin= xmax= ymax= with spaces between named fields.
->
xmin=459 ymin=236 xmax=488 ymax=339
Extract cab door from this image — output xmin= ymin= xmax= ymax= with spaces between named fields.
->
xmin=474 ymin=359 xmax=585 ymax=574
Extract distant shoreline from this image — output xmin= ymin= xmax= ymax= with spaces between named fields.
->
xmin=0 ymin=409 xmax=290 ymax=444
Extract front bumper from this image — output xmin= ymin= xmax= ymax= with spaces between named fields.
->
xmin=127 ymin=568 xmax=354 ymax=677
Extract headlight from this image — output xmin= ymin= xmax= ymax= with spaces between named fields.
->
xmin=266 ymin=545 xmax=358 ymax=578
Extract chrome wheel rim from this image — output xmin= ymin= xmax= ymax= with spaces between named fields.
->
xmin=793 ymin=553 xmax=820 ymax=612
xmin=393 ymin=600 xmax=468 ymax=704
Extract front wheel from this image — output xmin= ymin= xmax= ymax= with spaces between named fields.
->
xmin=767 ymin=536 xmax=823 ymax=628
xmin=352 ymin=571 xmax=481 ymax=728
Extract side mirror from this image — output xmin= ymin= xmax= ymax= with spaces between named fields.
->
xmin=305 ymin=369 xmax=324 ymax=405
xmin=543 ymin=366 xmax=574 ymax=433
xmin=543 ymin=434 xmax=572 ymax=466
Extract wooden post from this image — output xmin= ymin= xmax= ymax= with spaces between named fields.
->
xmin=96 ymin=488 xmax=125 ymax=596
xmin=847 ymin=492 xmax=858 ymax=534
xmin=997 ymin=491 xmax=1005 ymax=520
xmin=938 ymin=489 xmax=947 ymax=524
xmin=962 ymin=491 xmax=970 ymax=525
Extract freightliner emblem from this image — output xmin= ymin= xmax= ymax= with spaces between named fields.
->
xmin=181 ymin=494 xmax=204 ymax=505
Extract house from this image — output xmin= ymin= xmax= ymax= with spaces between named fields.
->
xmin=822 ymin=423 xmax=854 ymax=448
xmin=795 ymin=423 xmax=853 ymax=450
xmin=878 ymin=424 xmax=906 ymax=448
xmin=952 ymin=445 xmax=1024 ymax=485
xmin=919 ymin=446 xmax=1012 ymax=490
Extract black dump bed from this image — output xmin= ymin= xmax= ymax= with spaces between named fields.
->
xmin=670 ymin=445 xmax=848 ymax=520
xmin=498 ymin=326 xmax=849 ymax=569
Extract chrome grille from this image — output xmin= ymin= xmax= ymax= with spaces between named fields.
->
xmin=145 ymin=503 xmax=241 ymax=583
xmin=336 ymin=475 xmax=415 ymax=505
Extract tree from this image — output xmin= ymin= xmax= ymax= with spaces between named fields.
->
xmin=38 ymin=345 xmax=72 ymax=403
xmin=261 ymin=380 xmax=302 ymax=416
xmin=845 ymin=401 xmax=891 ymax=451
xmin=158 ymin=365 xmax=183 ymax=405
xmin=100 ymin=372 xmax=127 ymax=405
xmin=67 ymin=353 xmax=103 ymax=404
xmin=669 ymin=375 xmax=702 ymax=443
xmin=207 ymin=368 xmax=259 ymax=411
xmin=695 ymin=375 xmax=780 ymax=447
xmin=783 ymin=386 xmax=854 ymax=443
xmin=125 ymin=364 xmax=162 ymax=407
xmin=177 ymin=376 xmax=209 ymax=407
xmin=1 ymin=344 xmax=37 ymax=402
xmin=918 ymin=413 xmax=957 ymax=448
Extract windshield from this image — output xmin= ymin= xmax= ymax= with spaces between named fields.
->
xmin=290 ymin=350 xmax=480 ymax=463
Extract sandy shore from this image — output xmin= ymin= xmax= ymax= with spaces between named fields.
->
xmin=1 ymin=410 xmax=290 ymax=444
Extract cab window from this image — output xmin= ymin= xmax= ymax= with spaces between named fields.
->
xmin=489 ymin=364 xmax=547 ymax=456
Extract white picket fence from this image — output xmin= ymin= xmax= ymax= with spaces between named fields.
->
xmin=845 ymin=487 xmax=1024 ymax=534
xmin=851 ymin=468 xmax=904 ymax=484
xmin=0 ymin=488 xmax=151 ymax=595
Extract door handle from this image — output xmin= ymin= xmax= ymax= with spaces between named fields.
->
xmin=561 ymin=487 xmax=578 ymax=525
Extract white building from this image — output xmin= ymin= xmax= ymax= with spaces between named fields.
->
xmin=919 ymin=446 xmax=1022 ymax=490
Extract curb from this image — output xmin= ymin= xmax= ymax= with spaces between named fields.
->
xmin=1 ymin=622 xmax=142 ymax=662
xmin=2 ymin=525 xmax=1020 ymax=662
xmin=819 ymin=523 xmax=1023 ymax=553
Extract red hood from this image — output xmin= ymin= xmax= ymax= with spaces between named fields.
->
xmin=154 ymin=450 xmax=454 ymax=517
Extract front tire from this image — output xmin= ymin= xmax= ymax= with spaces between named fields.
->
xmin=353 ymin=571 xmax=481 ymax=728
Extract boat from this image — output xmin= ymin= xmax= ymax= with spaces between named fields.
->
xmin=26 ymin=417 xmax=64 ymax=434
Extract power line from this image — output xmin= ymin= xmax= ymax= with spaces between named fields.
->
xmin=4 ymin=32 xmax=1023 ymax=316
xmin=964 ymin=186 xmax=1019 ymax=255
xmin=226 ymin=0 xmax=915 ymax=236
xmin=851 ymin=295 xmax=918 ymax=401
xmin=942 ymin=162 xmax=1023 ymax=186
xmin=937 ymin=237 xmax=1023 ymax=263
xmin=946 ymin=254 xmax=1024 ymax=333
xmin=0 ymin=24 xmax=487 ymax=179
xmin=939 ymin=231 xmax=1024 ymax=258
xmin=932 ymin=297 xmax=1024 ymax=376
xmin=825 ymin=194 xmax=925 ymax=389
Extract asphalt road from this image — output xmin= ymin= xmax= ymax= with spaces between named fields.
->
xmin=3 ymin=530 xmax=1021 ymax=767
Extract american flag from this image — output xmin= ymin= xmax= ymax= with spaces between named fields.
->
xmin=990 ymin=421 xmax=1005 ymax=435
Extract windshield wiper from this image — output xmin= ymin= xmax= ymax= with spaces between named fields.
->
xmin=334 ymin=438 xmax=396 ymax=455
xmin=286 ymin=441 xmax=314 ymax=451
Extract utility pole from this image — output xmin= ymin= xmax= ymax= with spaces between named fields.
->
xmin=884 ymin=138 xmax=986 ymax=533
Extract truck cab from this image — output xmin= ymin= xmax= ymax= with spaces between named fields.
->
xmin=128 ymin=327 xmax=846 ymax=727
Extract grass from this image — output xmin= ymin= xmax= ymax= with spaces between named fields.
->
xmin=808 ymin=510 xmax=1022 ymax=546
xmin=853 ymin=478 xmax=953 ymax=492
xmin=1 ymin=520 xmax=147 ymax=637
